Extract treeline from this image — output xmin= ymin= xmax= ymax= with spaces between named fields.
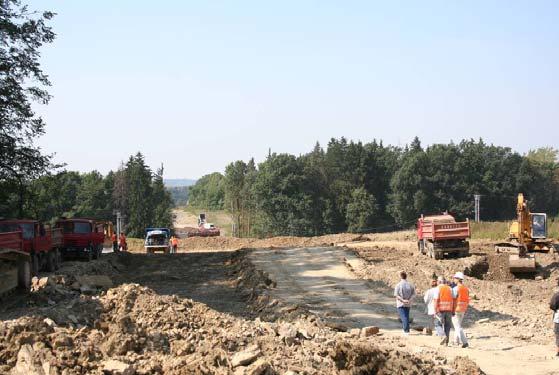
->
xmin=188 ymin=138 xmax=559 ymax=237
xmin=0 ymin=153 xmax=174 ymax=238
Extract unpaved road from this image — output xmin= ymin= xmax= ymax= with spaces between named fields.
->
xmin=250 ymin=247 xmax=559 ymax=375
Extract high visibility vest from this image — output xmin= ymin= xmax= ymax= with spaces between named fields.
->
xmin=455 ymin=284 xmax=470 ymax=312
xmin=437 ymin=285 xmax=454 ymax=312
xmin=111 ymin=234 xmax=117 ymax=242
xmin=172 ymin=238 xmax=178 ymax=246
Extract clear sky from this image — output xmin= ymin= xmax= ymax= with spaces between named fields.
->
xmin=32 ymin=0 xmax=559 ymax=179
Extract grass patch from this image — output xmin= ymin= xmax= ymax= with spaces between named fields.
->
xmin=471 ymin=219 xmax=559 ymax=240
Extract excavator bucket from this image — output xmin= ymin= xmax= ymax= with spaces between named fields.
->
xmin=508 ymin=253 xmax=536 ymax=273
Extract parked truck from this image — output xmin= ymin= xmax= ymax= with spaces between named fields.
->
xmin=0 ymin=231 xmax=31 ymax=295
xmin=145 ymin=228 xmax=172 ymax=254
xmin=0 ymin=219 xmax=63 ymax=275
xmin=55 ymin=218 xmax=105 ymax=261
xmin=417 ymin=213 xmax=470 ymax=259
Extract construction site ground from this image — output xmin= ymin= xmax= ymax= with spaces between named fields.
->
xmin=1 ymin=231 xmax=558 ymax=374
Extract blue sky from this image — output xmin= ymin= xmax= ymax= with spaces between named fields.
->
xmin=32 ymin=1 xmax=559 ymax=178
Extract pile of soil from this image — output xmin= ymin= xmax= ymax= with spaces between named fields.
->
xmin=0 ymin=252 xmax=483 ymax=375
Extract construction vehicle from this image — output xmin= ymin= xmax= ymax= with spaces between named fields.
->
xmin=495 ymin=193 xmax=554 ymax=273
xmin=187 ymin=213 xmax=220 ymax=237
xmin=55 ymin=218 xmax=105 ymax=260
xmin=145 ymin=228 xmax=172 ymax=254
xmin=0 ymin=219 xmax=63 ymax=275
xmin=417 ymin=213 xmax=470 ymax=259
xmin=0 ymin=231 xmax=31 ymax=295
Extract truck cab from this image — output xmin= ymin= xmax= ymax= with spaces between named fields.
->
xmin=55 ymin=218 xmax=104 ymax=260
xmin=0 ymin=219 xmax=62 ymax=274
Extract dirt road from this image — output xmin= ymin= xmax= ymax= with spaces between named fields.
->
xmin=250 ymin=246 xmax=559 ymax=375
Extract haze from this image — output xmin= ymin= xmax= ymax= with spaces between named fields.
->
xmin=33 ymin=1 xmax=559 ymax=178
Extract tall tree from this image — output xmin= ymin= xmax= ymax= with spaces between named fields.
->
xmin=0 ymin=1 xmax=56 ymax=216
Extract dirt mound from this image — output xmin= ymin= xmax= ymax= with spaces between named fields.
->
xmin=173 ymin=233 xmax=366 ymax=252
xmin=483 ymin=253 xmax=515 ymax=281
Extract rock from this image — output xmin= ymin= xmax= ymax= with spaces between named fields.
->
xmin=278 ymin=323 xmax=298 ymax=344
xmin=12 ymin=344 xmax=44 ymax=375
xmin=324 ymin=322 xmax=348 ymax=332
xmin=284 ymin=372 xmax=298 ymax=375
xmin=349 ymin=328 xmax=361 ymax=337
xmin=231 ymin=345 xmax=261 ymax=367
xmin=535 ymin=276 xmax=543 ymax=281
xmin=43 ymin=318 xmax=57 ymax=327
xmin=246 ymin=359 xmax=271 ymax=375
xmin=102 ymin=359 xmax=135 ymax=375
xmin=422 ymin=327 xmax=432 ymax=335
xmin=476 ymin=318 xmax=490 ymax=324
xmin=360 ymin=326 xmax=380 ymax=337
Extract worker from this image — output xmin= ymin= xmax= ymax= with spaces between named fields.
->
xmin=394 ymin=271 xmax=415 ymax=336
xmin=423 ymin=278 xmax=443 ymax=336
xmin=111 ymin=232 xmax=118 ymax=252
xmin=170 ymin=235 xmax=179 ymax=254
xmin=119 ymin=232 xmax=127 ymax=252
xmin=451 ymin=272 xmax=470 ymax=348
xmin=433 ymin=276 xmax=454 ymax=346
xmin=550 ymin=278 xmax=559 ymax=358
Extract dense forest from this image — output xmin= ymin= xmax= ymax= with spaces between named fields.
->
xmin=0 ymin=152 xmax=174 ymax=238
xmin=188 ymin=138 xmax=559 ymax=237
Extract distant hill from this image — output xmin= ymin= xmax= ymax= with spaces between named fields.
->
xmin=164 ymin=178 xmax=197 ymax=187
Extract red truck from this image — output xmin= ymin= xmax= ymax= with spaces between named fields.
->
xmin=417 ymin=213 xmax=470 ymax=259
xmin=0 ymin=230 xmax=31 ymax=295
xmin=0 ymin=219 xmax=63 ymax=275
xmin=55 ymin=218 xmax=105 ymax=261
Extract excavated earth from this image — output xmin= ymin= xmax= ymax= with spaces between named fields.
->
xmin=0 ymin=243 xmax=484 ymax=375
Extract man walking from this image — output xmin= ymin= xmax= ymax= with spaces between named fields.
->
xmin=434 ymin=276 xmax=454 ymax=345
xmin=451 ymin=272 xmax=470 ymax=348
xmin=424 ymin=278 xmax=443 ymax=336
xmin=394 ymin=271 xmax=415 ymax=335
xmin=550 ymin=279 xmax=559 ymax=358
xmin=170 ymin=235 xmax=179 ymax=254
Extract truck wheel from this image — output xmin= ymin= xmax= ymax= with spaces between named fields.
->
xmin=434 ymin=251 xmax=443 ymax=260
xmin=17 ymin=259 xmax=31 ymax=290
xmin=92 ymin=245 xmax=99 ymax=260
xmin=46 ymin=251 xmax=56 ymax=272
xmin=31 ymin=253 xmax=40 ymax=276
xmin=85 ymin=247 xmax=93 ymax=262
xmin=97 ymin=245 xmax=102 ymax=259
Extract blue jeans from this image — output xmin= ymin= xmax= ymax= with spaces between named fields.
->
xmin=398 ymin=306 xmax=410 ymax=332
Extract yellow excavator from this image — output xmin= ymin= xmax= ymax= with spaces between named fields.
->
xmin=495 ymin=193 xmax=554 ymax=273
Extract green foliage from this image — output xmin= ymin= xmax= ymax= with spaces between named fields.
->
xmin=188 ymin=172 xmax=225 ymax=210
xmin=207 ymin=137 xmax=559 ymax=237
xmin=0 ymin=1 xmax=56 ymax=217
xmin=346 ymin=188 xmax=379 ymax=232
xmin=168 ymin=186 xmax=189 ymax=206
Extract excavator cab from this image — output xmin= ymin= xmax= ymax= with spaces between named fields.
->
xmin=531 ymin=213 xmax=547 ymax=239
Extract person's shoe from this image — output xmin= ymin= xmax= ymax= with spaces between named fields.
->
xmin=462 ymin=343 xmax=469 ymax=348
xmin=440 ymin=337 xmax=448 ymax=346
xmin=402 ymin=331 xmax=409 ymax=337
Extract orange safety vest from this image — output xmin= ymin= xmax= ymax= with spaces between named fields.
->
xmin=111 ymin=234 xmax=117 ymax=242
xmin=171 ymin=237 xmax=178 ymax=246
xmin=437 ymin=284 xmax=454 ymax=312
xmin=455 ymin=284 xmax=470 ymax=313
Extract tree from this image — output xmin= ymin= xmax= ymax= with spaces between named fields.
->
xmin=124 ymin=153 xmax=153 ymax=237
xmin=188 ymin=172 xmax=225 ymax=210
xmin=151 ymin=165 xmax=173 ymax=228
xmin=346 ymin=188 xmax=378 ymax=232
xmin=0 ymin=1 xmax=56 ymax=217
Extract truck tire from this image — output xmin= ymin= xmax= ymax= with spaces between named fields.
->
xmin=46 ymin=251 xmax=56 ymax=272
xmin=17 ymin=259 xmax=31 ymax=290
xmin=434 ymin=250 xmax=443 ymax=260
xmin=97 ymin=245 xmax=102 ymax=259
xmin=31 ymin=253 xmax=40 ymax=276
xmin=92 ymin=245 xmax=99 ymax=260
xmin=85 ymin=247 xmax=93 ymax=262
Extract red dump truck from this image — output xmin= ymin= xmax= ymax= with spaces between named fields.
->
xmin=55 ymin=218 xmax=105 ymax=261
xmin=0 ymin=231 xmax=31 ymax=295
xmin=417 ymin=213 xmax=470 ymax=259
xmin=0 ymin=219 xmax=63 ymax=275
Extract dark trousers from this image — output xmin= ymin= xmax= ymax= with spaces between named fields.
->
xmin=398 ymin=306 xmax=410 ymax=332
xmin=435 ymin=311 xmax=453 ymax=338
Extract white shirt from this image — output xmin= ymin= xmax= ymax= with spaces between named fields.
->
xmin=423 ymin=287 xmax=438 ymax=315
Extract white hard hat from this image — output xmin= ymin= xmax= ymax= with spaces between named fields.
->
xmin=453 ymin=272 xmax=465 ymax=280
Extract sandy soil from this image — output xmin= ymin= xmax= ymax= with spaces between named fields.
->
xmin=249 ymin=246 xmax=559 ymax=375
